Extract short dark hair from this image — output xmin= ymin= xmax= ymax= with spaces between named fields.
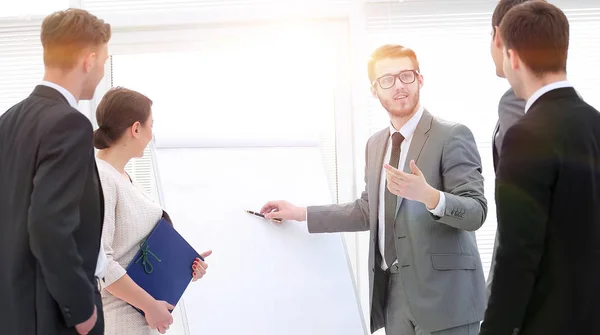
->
xmin=500 ymin=1 xmax=569 ymax=76
xmin=367 ymin=44 xmax=420 ymax=83
xmin=491 ymin=0 xmax=537 ymax=37
xmin=94 ymin=87 xmax=153 ymax=149
xmin=41 ymin=8 xmax=111 ymax=70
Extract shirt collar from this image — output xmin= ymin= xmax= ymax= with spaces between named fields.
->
xmin=40 ymin=81 xmax=78 ymax=109
xmin=525 ymin=80 xmax=572 ymax=113
xmin=389 ymin=105 xmax=424 ymax=139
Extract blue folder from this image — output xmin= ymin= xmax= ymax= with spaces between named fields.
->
xmin=126 ymin=217 xmax=202 ymax=315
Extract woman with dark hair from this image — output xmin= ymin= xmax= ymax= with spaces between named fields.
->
xmin=95 ymin=87 xmax=211 ymax=335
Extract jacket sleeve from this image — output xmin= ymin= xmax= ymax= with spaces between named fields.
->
xmin=308 ymin=139 xmax=371 ymax=233
xmin=433 ymin=123 xmax=488 ymax=231
xmin=98 ymin=169 xmax=127 ymax=287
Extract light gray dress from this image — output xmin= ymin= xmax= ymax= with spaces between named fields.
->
xmin=97 ymin=158 xmax=163 ymax=335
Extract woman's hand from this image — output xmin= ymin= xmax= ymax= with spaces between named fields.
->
xmin=142 ymin=299 xmax=174 ymax=334
xmin=192 ymin=250 xmax=212 ymax=282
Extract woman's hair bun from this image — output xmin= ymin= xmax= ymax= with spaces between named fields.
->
xmin=93 ymin=126 xmax=112 ymax=149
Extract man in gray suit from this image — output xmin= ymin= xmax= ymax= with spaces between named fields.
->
xmin=486 ymin=0 xmax=529 ymax=297
xmin=260 ymin=44 xmax=487 ymax=335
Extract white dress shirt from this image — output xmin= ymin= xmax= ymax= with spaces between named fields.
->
xmin=39 ymin=81 xmax=107 ymax=279
xmin=525 ymin=80 xmax=573 ymax=113
xmin=378 ymin=106 xmax=446 ymax=270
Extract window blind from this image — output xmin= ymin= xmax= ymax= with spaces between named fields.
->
xmin=0 ymin=1 xmax=72 ymax=117
xmin=0 ymin=0 xmax=70 ymax=19
xmin=0 ymin=19 xmax=44 ymax=117
xmin=563 ymin=7 xmax=600 ymax=110
xmin=363 ymin=0 xmax=600 ymax=278
xmin=124 ymin=146 xmax=159 ymax=202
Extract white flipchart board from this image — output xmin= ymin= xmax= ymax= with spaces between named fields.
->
xmin=150 ymin=138 xmax=367 ymax=335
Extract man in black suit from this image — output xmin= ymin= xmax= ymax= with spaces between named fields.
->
xmin=0 ymin=9 xmax=111 ymax=335
xmin=480 ymin=2 xmax=600 ymax=335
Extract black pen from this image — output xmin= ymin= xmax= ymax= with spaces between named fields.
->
xmin=245 ymin=210 xmax=283 ymax=223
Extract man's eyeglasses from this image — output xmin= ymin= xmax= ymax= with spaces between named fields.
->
xmin=372 ymin=70 xmax=419 ymax=89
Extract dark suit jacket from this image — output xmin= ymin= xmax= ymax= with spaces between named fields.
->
xmin=480 ymin=87 xmax=600 ymax=335
xmin=0 ymin=85 xmax=105 ymax=334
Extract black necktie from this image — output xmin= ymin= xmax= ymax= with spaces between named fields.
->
xmin=384 ymin=132 xmax=404 ymax=268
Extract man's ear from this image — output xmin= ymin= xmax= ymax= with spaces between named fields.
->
xmin=507 ymin=49 xmax=520 ymax=71
xmin=83 ymin=51 xmax=97 ymax=73
xmin=493 ymin=26 xmax=503 ymax=48
xmin=370 ymin=84 xmax=377 ymax=98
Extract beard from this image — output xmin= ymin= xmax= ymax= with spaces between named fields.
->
xmin=380 ymin=89 xmax=420 ymax=118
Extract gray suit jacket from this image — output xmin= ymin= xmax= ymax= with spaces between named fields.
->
xmin=487 ymin=88 xmax=525 ymax=299
xmin=307 ymin=110 xmax=487 ymax=333
xmin=492 ymin=88 xmax=526 ymax=171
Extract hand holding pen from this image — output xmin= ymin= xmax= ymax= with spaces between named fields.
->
xmin=258 ymin=200 xmax=307 ymax=222
xmin=245 ymin=210 xmax=283 ymax=223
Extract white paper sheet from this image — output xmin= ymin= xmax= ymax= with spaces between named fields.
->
xmin=153 ymin=145 xmax=366 ymax=335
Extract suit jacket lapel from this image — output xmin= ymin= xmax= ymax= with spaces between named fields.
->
xmin=395 ymin=109 xmax=433 ymax=217
xmin=492 ymin=120 xmax=500 ymax=172
xmin=492 ymin=120 xmax=500 ymax=144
